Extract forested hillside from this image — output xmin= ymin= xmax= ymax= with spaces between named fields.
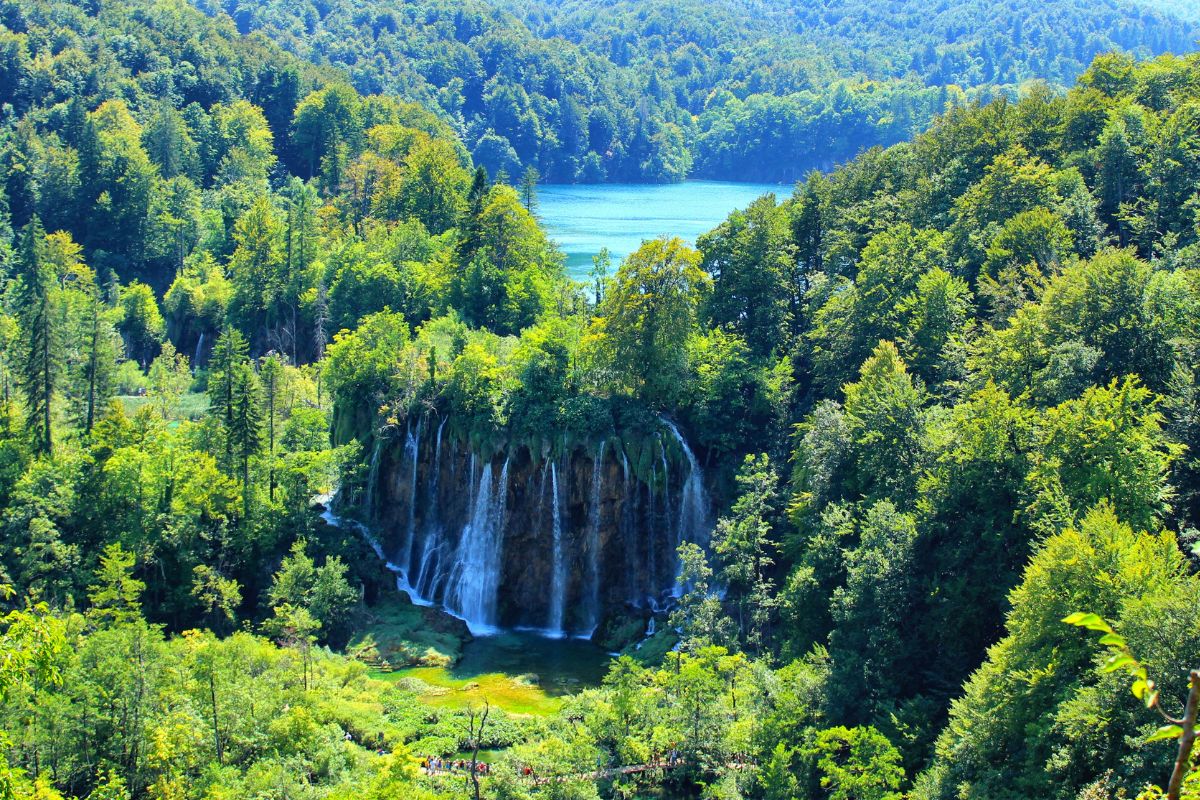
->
xmin=3 ymin=0 xmax=1200 ymax=797
xmin=199 ymin=0 xmax=1197 ymax=181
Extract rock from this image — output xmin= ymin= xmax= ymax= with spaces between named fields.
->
xmin=591 ymin=606 xmax=650 ymax=651
xmin=369 ymin=419 xmax=708 ymax=632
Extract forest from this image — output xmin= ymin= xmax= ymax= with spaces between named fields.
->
xmin=2 ymin=0 xmax=1200 ymax=798
xmin=195 ymin=0 xmax=1198 ymax=181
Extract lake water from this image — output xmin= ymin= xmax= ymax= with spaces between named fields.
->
xmin=537 ymin=180 xmax=789 ymax=279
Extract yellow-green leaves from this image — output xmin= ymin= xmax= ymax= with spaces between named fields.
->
xmin=1062 ymin=612 xmax=1114 ymax=633
xmin=1063 ymin=612 xmax=1162 ymax=714
xmin=1147 ymin=725 xmax=1184 ymax=743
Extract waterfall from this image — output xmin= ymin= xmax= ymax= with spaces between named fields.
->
xmin=447 ymin=459 xmax=509 ymax=633
xmin=662 ymin=419 xmax=712 ymax=591
xmin=646 ymin=462 xmax=657 ymax=599
xmin=414 ymin=419 xmax=447 ymax=595
xmin=621 ymin=450 xmax=638 ymax=603
xmin=193 ymin=331 xmax=205 ymax=368
xmin=430 ymin=419 xmax=446 ymax=507
xmin=548 ymin=461 xmax=567 ymax=636
xmin=585 ymin=442 xmax=605 ymax=632
xmin=468 ymin=453 xmax=478 ymax=508
xmin=319 ymin=506 xmax=410 ymax=594
xmin=412 ymin=419 xmax=446 ymax=602
xmin=657 ymin=437 xmax=675 ymax=592
xmin=401 ymin=419 xmax=422 ymax=571
xmin=364 ymin=437 xmax=383 ymax=517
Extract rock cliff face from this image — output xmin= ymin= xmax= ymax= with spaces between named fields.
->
xmin=361 ymin=415 xmax=712 ymax=636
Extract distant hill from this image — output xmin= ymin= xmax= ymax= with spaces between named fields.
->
xmin=195 ymin=0 xmax=1199 ymax=181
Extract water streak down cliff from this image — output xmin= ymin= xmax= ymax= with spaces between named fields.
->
xmin=360 ymin=416 xmax=713 ymax=636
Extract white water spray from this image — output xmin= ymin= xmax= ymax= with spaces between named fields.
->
xmin=548 ymin=461 xmax=566 ymax=636
xmin=446 ymin=459 xmax=509 ymax=633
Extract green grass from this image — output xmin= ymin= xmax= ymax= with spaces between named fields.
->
xmin=116 ymin=392 xmax=210 ymax=421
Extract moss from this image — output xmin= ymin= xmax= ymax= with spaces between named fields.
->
xmin=375 ymin=665 xmax=566 ymax=716
xmin=592 ymin=608 xmax=649 ymax=652
xmin=349 ymin=593 xmax=470 ymax=669
xmin=622 ymin=628 xmax=679 ymax=668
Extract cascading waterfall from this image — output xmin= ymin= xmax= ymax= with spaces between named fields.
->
xmin=446 ymin=459 xmax=509 ymax=632
xmin=401 ymin=419 xmax=421 ymax=569
xmin=663 ymin=419 xmax=712 ymax=591
xmin=548 ymin=461 xmax=567 ymax=636
xmin=339 ymin=412 xmax=715 ymax=635
xmin=657 ymin=437 xmax=676 ymax=583
xmin=468 ymin=453 xmax=478 ymax=508
xmin=646 ymin=462 xmax=657 ymax=599
xmin=621 ymin=450 xmax=642 ymax=603
xmin=364 ymin=437 xmax=383 ymax=516
xmin=585 ymin=442 xmax=605 ymax=631
xmin=413 ymin=419 xmax=447 ymax=600
xmin=193 ymin=331 xmax=205 ymax=368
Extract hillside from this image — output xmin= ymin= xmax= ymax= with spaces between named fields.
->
xmin=3 ymin=0 xmax=1200 ymax=798
xmin=198 ymin=0 xmax=1198 ymax=180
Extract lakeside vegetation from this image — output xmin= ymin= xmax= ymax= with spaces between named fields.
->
xmin=1 ymin=0 xmax=1200 ymax=797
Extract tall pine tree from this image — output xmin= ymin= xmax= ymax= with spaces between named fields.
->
xmin=14 ymin=217 xmax=57 ymax=455
xmin=207 ymin=326 xmax=250 ymax=472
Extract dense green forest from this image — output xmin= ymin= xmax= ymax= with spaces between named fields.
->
xmin=3 ymin=0 xmax=1200 ymax=798
xmin=194 ymin=0 xmax=1198 ymax=181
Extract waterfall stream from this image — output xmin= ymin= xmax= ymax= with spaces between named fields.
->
xmin=548 ymin=461 xmax=566 ymax=636
xmin=401 ymin=419 xmax=421 ymax=569
xmin=364 ymin=437 xmax=383 ymax=516
xmin=585 ymin=442 xmax=605 ymax=632
xmin=413 ymin=419 xmax=447 ymax=600
xmin=447 ymin=459 xmax=509 ymax=633
xmin=663 ymin=419 xmax=712 ymax=592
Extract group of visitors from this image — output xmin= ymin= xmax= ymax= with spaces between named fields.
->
xmin=419 ymin=748 xmax=705 ymax=783
xmin=421 ymin=756 xmax=492 ymax=776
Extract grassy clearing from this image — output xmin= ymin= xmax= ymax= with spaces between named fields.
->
xmin=117 ymin=392 xmax=210 ymax=421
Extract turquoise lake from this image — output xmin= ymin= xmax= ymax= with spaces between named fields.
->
xmin=537 ymin=180 xmax=789 ymax=279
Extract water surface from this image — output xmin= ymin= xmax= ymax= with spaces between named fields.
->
xmin=538 ymin=180 xmax=788 ymax=278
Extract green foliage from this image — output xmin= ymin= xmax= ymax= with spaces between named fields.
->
xmin=592 ymin=237 xmax=709 ymax=408
xmin=917 ymin=505 xmax=1200 ymax=799
xmin=805 ymin=725 xmax=904 ymax=800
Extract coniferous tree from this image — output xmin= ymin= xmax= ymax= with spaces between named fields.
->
xmin=80 ymin=287 xmax=119 ymax=434
xmin=207 ymin=326 xmax=250 ymax=472
xmin=259 ymin=353 xmax=282 ymax=500
xmin=519 ymin=165 xmax=540 ymax=213
xmin=456 ymin=166 xmax=489 ymax=265
xmin=227 ymin=361 xmax=263 ymax=517
xmin=14 ymin=217 xmax=56 ymax=455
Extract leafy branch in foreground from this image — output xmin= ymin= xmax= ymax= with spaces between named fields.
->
xmin=1064 ymin=612 xmax=1200 ymax=800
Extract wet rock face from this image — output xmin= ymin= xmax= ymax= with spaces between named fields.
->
xmin=366 ymin=419 xmax=711 ymax=636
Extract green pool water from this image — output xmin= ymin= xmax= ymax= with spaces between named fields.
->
xmin=376 ymin=629 xmax=614 ymax=715
xmin=537 ymin=180 xmax=788 ymax=278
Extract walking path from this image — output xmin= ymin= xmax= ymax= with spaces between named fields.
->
xmin=422 ymin=755 xmax=755 ymax=784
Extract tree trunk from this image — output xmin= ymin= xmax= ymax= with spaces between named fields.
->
xmin=1167 ymin=669 xmax=1200 ymax=800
